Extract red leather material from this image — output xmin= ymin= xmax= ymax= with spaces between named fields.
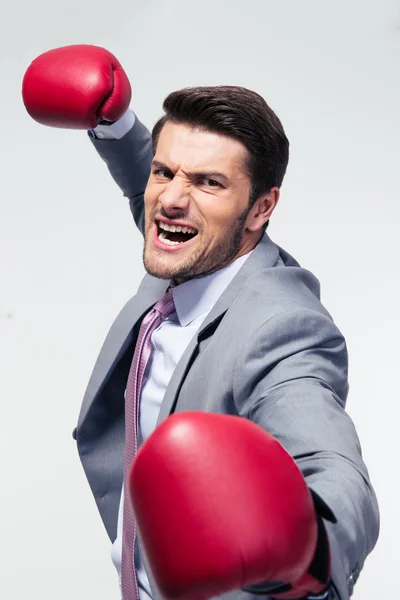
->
xmin=130 ymin=412 xmax=320 ymax=600
xmin=22 ymin=44 xmax=131 ymax=129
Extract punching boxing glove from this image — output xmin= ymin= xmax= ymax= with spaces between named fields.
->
xmin=130 ymin=412 xmax=331 ymax=600
xmin=22 ymin=44 xmax=131 ymax=129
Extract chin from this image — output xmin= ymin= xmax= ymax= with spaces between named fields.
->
xmin=143 ymin=255 xmax=177 ymax=280
xmin=143 ymin=261 xmax=172 ymax=280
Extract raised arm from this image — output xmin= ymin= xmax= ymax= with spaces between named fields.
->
xmin=89 ymin=111 xmax=152 ymax=234
xmin=22 ymin=44 xmax=152 ymax=235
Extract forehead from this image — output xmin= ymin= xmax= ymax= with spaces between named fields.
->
xmin=154 ymin=121 xmax=249 ymax=176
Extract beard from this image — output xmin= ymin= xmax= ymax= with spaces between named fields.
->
xmin=143 ymin=206 xmax=250 ymax=282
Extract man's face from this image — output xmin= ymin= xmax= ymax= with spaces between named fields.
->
xmin=143 ymin=122 xmax=259 ymax=282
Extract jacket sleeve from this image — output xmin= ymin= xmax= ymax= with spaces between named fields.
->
xmin=89 ymin=116 xmax=153 ymax=236
xmin=233 ymin=308 xmax=379 ymax=600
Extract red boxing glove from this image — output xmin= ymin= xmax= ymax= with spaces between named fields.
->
xmin=130 ymin=412 xmax=331 ymax=600
xmin=22 ymin=45 xmax=131 ymax=129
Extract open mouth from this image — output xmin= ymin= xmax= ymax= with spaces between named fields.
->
xmin=156 ymin=221 xmax=198 ymax=246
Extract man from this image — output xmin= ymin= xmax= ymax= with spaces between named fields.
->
xmin=22 ymin=45 xmax=379 ymax=600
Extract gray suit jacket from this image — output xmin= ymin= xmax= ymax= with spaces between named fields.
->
xmin=75 ymin=117 xmax=379 ymax=600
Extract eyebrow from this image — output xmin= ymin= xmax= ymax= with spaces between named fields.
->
xmin=151 ymin=160 xmax=231 ymax=186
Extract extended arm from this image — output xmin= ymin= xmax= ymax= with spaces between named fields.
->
xmin=129 ymin=306 xmax=379 ymax=600
xmin=234 ymin=308 xmax=379 ymax=599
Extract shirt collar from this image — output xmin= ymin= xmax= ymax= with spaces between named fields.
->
xmin=171 ymin=251 xmax=253 ymax=327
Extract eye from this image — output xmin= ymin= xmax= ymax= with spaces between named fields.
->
xmin=198 ymin=177 xmax=223 ymax=189
xmin=153 ymin=168 xmax=173 ymax=179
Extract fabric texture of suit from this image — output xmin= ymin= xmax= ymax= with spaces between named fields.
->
xmin=75 ymin=117 xmax=379 ymax=600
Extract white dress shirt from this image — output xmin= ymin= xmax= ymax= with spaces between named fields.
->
xmin=116 ymin=254 xmax=251 ymax=599
xmin=91 ymin=115 xmax=252 ymax=599
xmin=91 ymin=109 xmax=135 ymax=140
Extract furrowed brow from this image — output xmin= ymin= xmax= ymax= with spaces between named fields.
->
xmin=152 ymin=161 xmax=230 ymax=185
xmin=152 ymin=160 xmax=171 ymax=170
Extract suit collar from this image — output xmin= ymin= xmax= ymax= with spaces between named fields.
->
xmin=171 ymin=250 xmax=252 ymax=327
xmin=197 ymin=233 xmax=279 ymax=336
xmin=157 ymin=233 xmax=280 ymax=423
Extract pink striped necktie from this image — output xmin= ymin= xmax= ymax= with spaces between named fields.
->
xmin=121 ymin=287 xmax=175 ymax=600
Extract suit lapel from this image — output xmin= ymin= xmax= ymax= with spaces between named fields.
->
xmin=157 ymin=234 xmax=280 ymax=424
xmin=78 ymin=274 xmax=169 ymax=428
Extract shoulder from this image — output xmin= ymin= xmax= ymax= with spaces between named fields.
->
xmin=235 ymin=233 xmax=325 ymax=316
xmin=235 ymin=262 xmax=330 ymax=323
xmin=221 ymin=241 xmax=345 ymax=349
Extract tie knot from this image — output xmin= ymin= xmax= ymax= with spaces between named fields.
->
xmin=153 ymin=287 xmax=175 ymax=320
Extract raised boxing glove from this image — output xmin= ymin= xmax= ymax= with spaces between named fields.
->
xmin=22 ymin=44 xmax=131 ymax=129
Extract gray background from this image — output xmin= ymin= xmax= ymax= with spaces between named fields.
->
xmin=1 ymin=0 xmax=398 ymax=597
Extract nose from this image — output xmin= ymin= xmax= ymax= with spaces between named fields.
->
xmin=158 ymin=177 xmax=190 ymax=215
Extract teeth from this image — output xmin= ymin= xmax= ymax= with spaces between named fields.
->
xmin=158 ymin=221 xmax=197 ymax=235
xmin=158 ymin=231 xmax=180 ymax=245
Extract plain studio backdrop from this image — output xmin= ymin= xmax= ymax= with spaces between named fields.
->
xmin=0 ymin=0 xmax=398 ymax=597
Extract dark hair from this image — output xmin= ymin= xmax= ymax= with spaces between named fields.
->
xmin=152 ymin=86 xmax=289 ymax=209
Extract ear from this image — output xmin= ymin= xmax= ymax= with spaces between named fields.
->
xmin=245 ymin=187 xmax=280 ymax=232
